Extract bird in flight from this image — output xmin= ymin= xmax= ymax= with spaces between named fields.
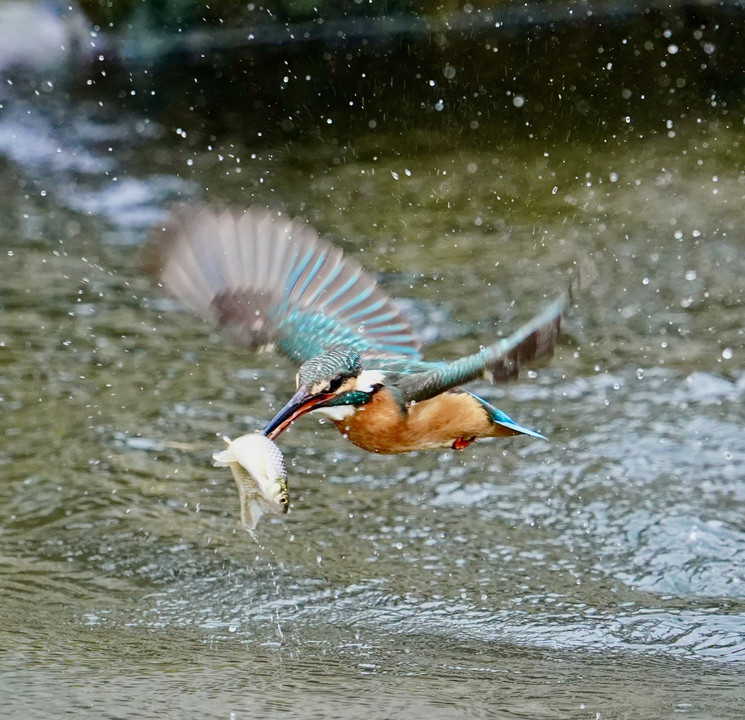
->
xmin=146 ymin=206 xmax=568 ymax=454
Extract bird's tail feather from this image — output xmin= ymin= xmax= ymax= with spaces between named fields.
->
xmin=466 ymin=390 xmax=546 ymax=440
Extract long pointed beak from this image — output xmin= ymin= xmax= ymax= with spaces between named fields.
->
xmin=262 ymin=386 xmax=333 ymax=441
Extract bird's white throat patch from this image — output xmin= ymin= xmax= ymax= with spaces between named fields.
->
xmin=355 ymin=369 xmax=385 ymax=393
xmin=311 ymin=370 xmax=384 ymax=421
xmin=312 ymin=405 xmax=357 ymax=420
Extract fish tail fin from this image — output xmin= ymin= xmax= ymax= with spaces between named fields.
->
xmin=212 ymin=444 xmax=234 ymax=466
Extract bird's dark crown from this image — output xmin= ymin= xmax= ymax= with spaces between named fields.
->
xmin=296 ymin=347 xmax=362 ymax=393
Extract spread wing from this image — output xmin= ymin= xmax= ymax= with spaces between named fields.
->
xmin=390 ymin=295 xmax=566 ymax=403
xmin=144 ymin=205 xmax=422 ymax=363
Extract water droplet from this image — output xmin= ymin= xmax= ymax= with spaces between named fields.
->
xmin=636 ymin=368 xmax=644 ymax=380
xmin=722 ymin=347 xmax=733 ymax=360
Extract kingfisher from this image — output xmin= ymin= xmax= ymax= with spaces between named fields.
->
xmin=146 ymin=205 xmax=569 ymax=454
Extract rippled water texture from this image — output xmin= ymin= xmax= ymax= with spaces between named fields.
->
xmin=2 ymin=3 xmax=745 ymax=718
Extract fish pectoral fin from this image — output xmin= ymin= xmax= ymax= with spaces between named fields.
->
xmin=240 ymin=498 xmax=267 ymax=531
xmin=230 ymin=463 xmax=264 ymax=530
xmin=229 ymin=462 xmax=272 ymax=531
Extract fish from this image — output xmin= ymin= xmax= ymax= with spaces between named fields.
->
xmin=212 ymin=432 xmax=290 ymax=530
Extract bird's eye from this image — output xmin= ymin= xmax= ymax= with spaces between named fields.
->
xmin=327 ymin=376 xmax=344 ymax=393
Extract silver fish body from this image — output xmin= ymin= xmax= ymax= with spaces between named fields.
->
xmin=213 ymin=433 xmax=289 ymax=530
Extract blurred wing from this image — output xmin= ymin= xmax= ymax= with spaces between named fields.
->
xmin=144 ymin=205 xmax=422 ymax=363
xmin=394 ymin=295 xmax=566 ymax=403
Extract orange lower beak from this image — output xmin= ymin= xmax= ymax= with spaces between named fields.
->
xmin=262 ymin=387 xmax=333 ymax=440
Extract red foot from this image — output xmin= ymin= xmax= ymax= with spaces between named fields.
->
xmin=452 ymin=437 xmax=475 ymax=450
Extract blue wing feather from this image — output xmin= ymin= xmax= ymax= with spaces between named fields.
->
xmin=149 ymin=206 xmax=422 ymax=364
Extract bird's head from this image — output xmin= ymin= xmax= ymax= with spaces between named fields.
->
xmin=263 ymin=347 xmax=385 ymax=440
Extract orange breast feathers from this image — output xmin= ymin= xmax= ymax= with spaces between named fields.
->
xmin=331 ymin=388 xmax=511 ymax=454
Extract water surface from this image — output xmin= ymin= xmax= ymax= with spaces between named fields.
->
xmin=2 ymin=4 xmax=745 ymax=718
